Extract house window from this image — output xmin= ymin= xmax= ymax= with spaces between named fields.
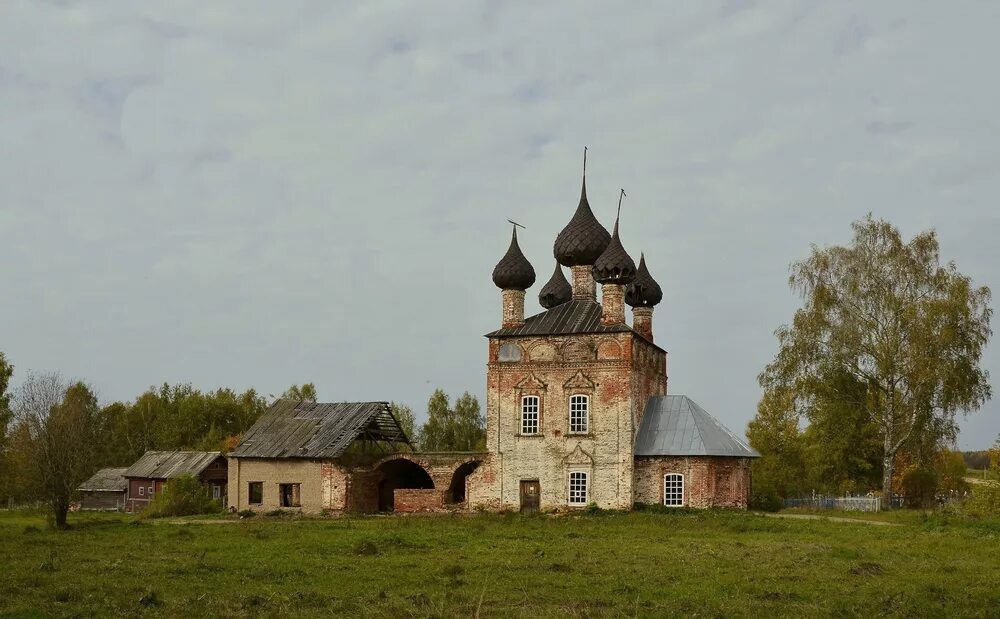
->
xmin=569 ymin=395 xmax=589 ymax=433
xmin=521 ymin=396 xmax=539 ymax=435
xmin=138 ymin=486 xmax=144 ymax=497
xmin=279 ymin=483 xmax=301 ymax=507
xmin=248 ymin=482 xmax=263 ymax=505
xmin=212 ymin=485 xmax=221 ymax=500
xmin=148 ymin=486 xmax=154 ymax=496
xmin=664 ymin=474 xmax=684 ymax=507
xmin=568 ymin=471 xmax=588 ymax=506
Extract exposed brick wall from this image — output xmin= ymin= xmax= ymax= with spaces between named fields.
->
xmin=570 ymin=266 xmax=596 ymax=300
xmin=501 ymin=289 xmax=525 ymax=328
xmin=631 ymin=307 xmax=653 ymax=342
xmin=393 ymin=489 xmax=444 ymax=512
xmin=600 ymin=284 xmax=625 ymax=325
xmin=633 ymin=456 xmax=751 ymax=509
xmin=479 ymin=329 xmax=668 ymax=512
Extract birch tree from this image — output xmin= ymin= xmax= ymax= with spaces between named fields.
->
xmin=757 ymin=216 xmax=992 ymax=504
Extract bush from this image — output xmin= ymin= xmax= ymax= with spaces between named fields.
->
xmin=750 ymin=490 xmax=783 ymax=512
xmin=964 ymin=482 xmax=1000 ymax=518
xmin=140 ymin=474 xmax=223 ymax=519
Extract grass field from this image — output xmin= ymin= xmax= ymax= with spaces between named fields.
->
xmin=1 ymin=508 xmax=999 ymax=618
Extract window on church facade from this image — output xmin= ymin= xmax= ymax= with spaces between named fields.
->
xmin=521 ymin=396 xmax=539 ymax=435
xmin=664 ymin=474 xmax=684 ymax=506
xmin=568 ymin=471 xmax=588 ymax=505
xmin=569 ymin=395 xmax=589 ymax=433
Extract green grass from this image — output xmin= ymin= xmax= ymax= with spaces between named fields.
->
xmin=1 ymin=509 xmax=999 ymax=617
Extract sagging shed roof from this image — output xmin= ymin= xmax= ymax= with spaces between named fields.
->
xmin=230 ymin=400 xmax=410 ymax=459
xmin=635 ymin=395 xmax=759 ymax=458
xmin=124 ymin=451 xmax=223 ymax=480
xmin=77 ymin=467 xmax=128 ymax=492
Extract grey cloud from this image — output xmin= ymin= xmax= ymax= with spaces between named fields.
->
xmin=1 ymin=0 xmax=998 ymax=449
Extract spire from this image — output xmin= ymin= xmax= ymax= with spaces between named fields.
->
xmin=625 ymin=253 xmax=663 ymax=307
xmin=553 ymin=148 xmax=611 ymax=267
xmin=592 ymin=189 xmax=637 ymax=284
xmin=538 ymin=260 xmax=572 ymax=309
xmin=492 ymin=223 xmax=536 ymax=291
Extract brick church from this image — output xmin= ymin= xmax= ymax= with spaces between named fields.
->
xmin=465 ymin=164 xmax=758 ymax=511
xmin=227 ymin=159 xmax=756 ymax=513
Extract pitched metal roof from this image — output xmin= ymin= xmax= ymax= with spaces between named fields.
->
xmin=230 ymin=401 xmax=410 ymax=459
xmin=124 ymin=451 xmax=223 ymax=480
xmin=635 ymin=395 xmax=759 ymax=458
xmin=77 ymin=467 xmax=128 ymax=492
xmin=486 ymin=299 xmax=632 ymax=337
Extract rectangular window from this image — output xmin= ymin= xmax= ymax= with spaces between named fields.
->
xmin=148 ymin=486 xmax=154 ymax=495
xmin=248 ymin=482 xmax=263 ymax=505
xmin=569 ymin=395 xmax=589 ymax=433
xmin=664 ymin=474 xmax=684 ymax=507
xmin=279 ymin=483 xmax=301 ymax=507
xmin=521 ymin=396 xmax=539 ymax=435
xmin=568 ymin=471 xmax=588 ymax=506
xmin=213 ymin=485 xmax=221 ymax=500
xmin=138 ymin=486 xmax=144 ymax=497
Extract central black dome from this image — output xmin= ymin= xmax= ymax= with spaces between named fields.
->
xmin=553 ymin=178 xmax=611 ymax=267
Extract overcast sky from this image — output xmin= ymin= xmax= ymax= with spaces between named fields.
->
xmin=2 ymin=1 xmax=998 ymax=449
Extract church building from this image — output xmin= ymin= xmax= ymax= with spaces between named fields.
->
xmin=466 ymin=164 xmax=757 ymax=511
xmin=226 ymin=157 xmax=756 ymax=513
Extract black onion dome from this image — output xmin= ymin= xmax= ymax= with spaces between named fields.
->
xmin=553 ymin=178 xmax=611 ymax=266
xmin=592 ymin=218 xmax=636 ymax=284
xmin=538 ymin=261 xmax=572 ymax=309
xmin=625 ymin=253 xmax=663 ymax=307
xmin=492 ymin=228 xmax=536 ymax=290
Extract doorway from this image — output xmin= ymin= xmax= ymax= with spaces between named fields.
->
xmin=520 ymin=480 xmax=540 ymax=514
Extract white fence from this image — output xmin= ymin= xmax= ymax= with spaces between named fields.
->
xmin=784 ymin=496 xmax=882 ymax=512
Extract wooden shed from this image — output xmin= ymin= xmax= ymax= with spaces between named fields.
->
xmin=77 ymin=467 xmax=128 ymax=511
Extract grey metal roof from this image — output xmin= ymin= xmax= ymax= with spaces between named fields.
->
xmin=230 ymin=400 xmax=410 ymax=459
xmin=124 ymin=451 xmax=223 ymax=480
xmin=77 ymin=467 xmax=128 ymax=492
xmin=634 ymin=395 xmax=759 ymax=458
xmin=486 ymin=299 xmax=632 ymax=338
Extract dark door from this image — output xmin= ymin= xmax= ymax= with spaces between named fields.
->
xmin=520 ymin=480 xmax=540 ymax=514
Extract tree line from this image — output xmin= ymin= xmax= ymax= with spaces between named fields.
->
xmin=748 ymin=215 xmax=993 ymax=508
xmin=0 ymin=353 xmax=483 ymax=526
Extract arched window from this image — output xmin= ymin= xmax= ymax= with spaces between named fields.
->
xmin=569 ymin=395 xmax=589 ymax=433
xmin=568 ymin=471 xmax=588 ymax=506
xmin=521 ymin=396 xmax=540 ymax=435
xmin=664 ymin=474 xmax=684 ymax=507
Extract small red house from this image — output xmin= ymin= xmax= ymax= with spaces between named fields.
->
xmin=123 ymin=451 xmax=228 ymax=513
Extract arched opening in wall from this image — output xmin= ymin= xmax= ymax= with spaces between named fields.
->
xmin=446 ymin=460 xmax=481 ymax=504
xmin=374 ymin=459 xmax=434 ymax=512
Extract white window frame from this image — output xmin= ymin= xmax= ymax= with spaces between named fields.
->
xmin=568 ymin=471 xmax=588 ymax=506
xmin=148 ymin=485 xmax=154 ymax=495
xmin=664 ymin=473 xmax=684 ymax=507
xmin=569 ymin=394 xmax=589 ymax=434
xmin=138 ymin=486 xmax=144 ymax=497
xmin=521 ymin=395 xmax=540 ymax=435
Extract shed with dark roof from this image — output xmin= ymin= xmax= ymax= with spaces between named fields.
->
xmin=77 ymin=467 xmax=128 ymax=511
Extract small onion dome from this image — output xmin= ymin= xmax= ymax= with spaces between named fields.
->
xmin=553 ymin=178 xmax=611 ymax=266
xmin=538 ymin=261 xmax=572 ymax=309
xmin=592 ymin=218 xmax=636 ymax=284
xmin=492 ymin=227 xmax=536 ymax=290
xmin=625 ymin=253 xmax=663 ymax=307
